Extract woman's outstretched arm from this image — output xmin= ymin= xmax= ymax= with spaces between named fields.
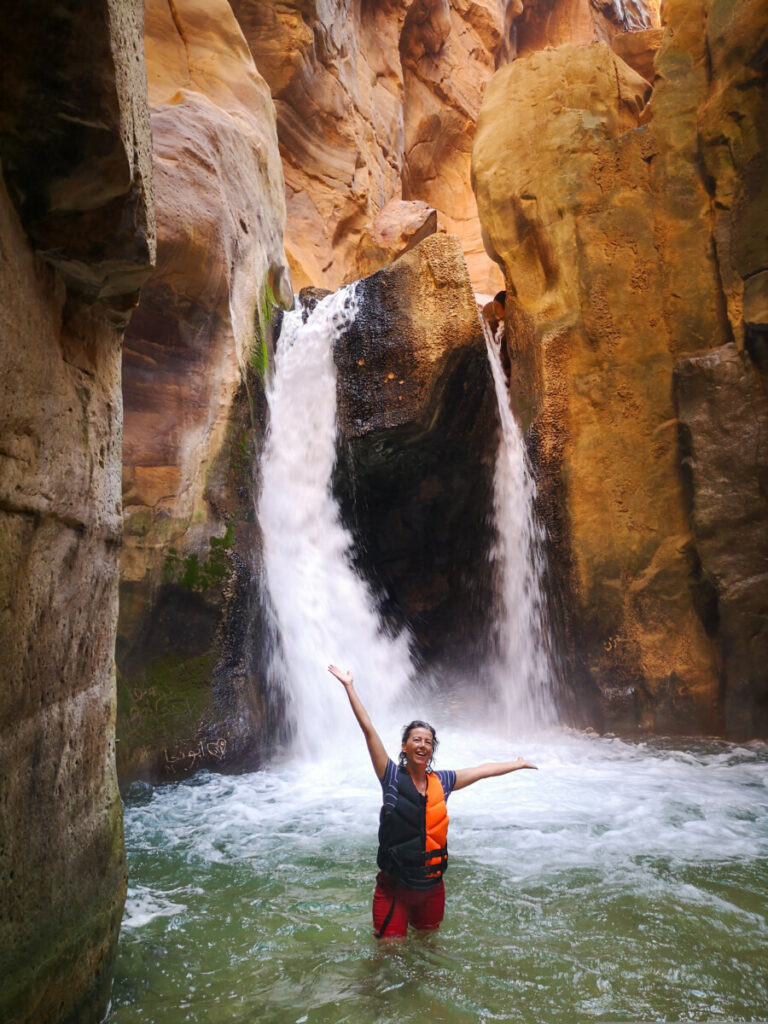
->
xmin=327 ymin=665 xmax=389 ymax=779
xmin=453 ymin=758 xmax=537 ymax=791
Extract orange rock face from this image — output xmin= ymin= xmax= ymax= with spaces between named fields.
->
xmin=514 ymin=0 xmax=660 ymax=56
xmin=122 ymin=0 xmax=291 ymax=582
xmin=228 ymin=1 xmax=658 ymax=294
xmin=472 ymin=0 xmax=768 ymax=735
xmin=230 ymin=0 xmax=516 ymax=293
xmin=230 ymin=0 xmax=411 ymax=289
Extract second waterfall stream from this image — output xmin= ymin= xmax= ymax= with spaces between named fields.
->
xmin=257 ymin=284 xmax=555 ymax=755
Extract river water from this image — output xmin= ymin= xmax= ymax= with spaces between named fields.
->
xmin=108 ymin=291 xmax=768 ymax=1022
xmin=111 ymin=732 xmax=767 ymax=1023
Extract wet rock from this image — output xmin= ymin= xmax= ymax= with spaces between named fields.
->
xmin=675 ymin=345 xmax=768 ymax=738
xmin=299 ymin=286 xmax=333 ymax=323
xmin=333 ymin=233 xmax=499 ymax=673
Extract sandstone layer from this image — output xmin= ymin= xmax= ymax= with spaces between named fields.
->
xmin=230 ymin=0 xmax=658 ymax=296
xmin=117 ymin=0 xmax=292 ymax=783
xmin=472 ymin=0 xmax=768 ymax=735
xmin=334 ymin=233 xmax=499 ymax=673
xmin=0 ymin=3 xmax=155 ymax=1021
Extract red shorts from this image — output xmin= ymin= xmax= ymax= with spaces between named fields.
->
xmin=372 ymin=871 xmax=445 ymax=938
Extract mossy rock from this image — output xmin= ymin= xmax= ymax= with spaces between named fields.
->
xmin=117 ymin=651 xmax=216 ymax=784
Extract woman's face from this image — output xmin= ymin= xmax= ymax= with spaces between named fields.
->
xmin=401 ymin=727 xmax=434 ymax=768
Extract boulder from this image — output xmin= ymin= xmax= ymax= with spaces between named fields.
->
xmin=611 ymin=27 xmax=664 ymax=81
xmin=357 ymin=198 xmax=438 ymax=278
xmin=333 ymin=233 xmax=500 ymax=672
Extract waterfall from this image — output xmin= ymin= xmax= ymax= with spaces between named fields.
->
xmin=257 ymin=286 xmax=415 ymax=757
xmin=258 ymin=285 xmax=555 ymax=755
xmin=482 ymin=320 xmax=556 ymax=731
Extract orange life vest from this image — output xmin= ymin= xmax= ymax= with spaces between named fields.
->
xmin=377 ymin=769 xmax=449 ymax=889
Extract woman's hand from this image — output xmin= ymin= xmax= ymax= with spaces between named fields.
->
xmin=514 ymin=757 xmax=538 ymax=770
xmin=327 ymin=663 xmax=388 ymax=779
xmin=328 ymin=664 xmax=353 ymax=687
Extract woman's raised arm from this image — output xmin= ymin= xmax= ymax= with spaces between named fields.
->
xmin=327 ymin=665 xmax=389 ymax=779
xmin=453 ymin=758 xmax=537 ymax=792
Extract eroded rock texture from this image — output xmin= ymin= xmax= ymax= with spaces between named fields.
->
xmin=676 ymin=346 xmax=768 ymax=736
xmin=229 ymin=0 xmax=658 ymax=295
xmin=334 ymin=234 xmax=499 ymax=673
xmin=117 ymin=0 xmax=292 ymax=783
xmin=514 ymin=0 xmax=660 ymax=55
xmin=0 ymin=2 xmax=154 ymax=1021
xmin=472 ymin=0 xmax=768 ymax=735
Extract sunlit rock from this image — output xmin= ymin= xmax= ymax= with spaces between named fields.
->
xmin=472 ymin=32 xmax=729 ymax=733
xmin=611 ymin=26 xmax=664 ymax=81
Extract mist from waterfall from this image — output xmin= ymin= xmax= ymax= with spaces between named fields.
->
xmin=258 ymin=287 xmax=556 ymax=755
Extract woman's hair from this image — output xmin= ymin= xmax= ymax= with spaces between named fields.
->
xmin=398 ymin=720 xmax=439 ymax=771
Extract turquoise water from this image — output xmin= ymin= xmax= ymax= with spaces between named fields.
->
xmin=108 ymin=731 xmax=768 ymax=1023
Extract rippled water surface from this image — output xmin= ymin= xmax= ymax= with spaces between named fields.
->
xmin=108 ymin=731 xmax=768 ymax=1023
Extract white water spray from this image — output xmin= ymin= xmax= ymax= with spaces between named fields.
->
xmin=257 ymin=287 xmax=415 ymax=756
xmin=258 ymin=284 xmax=556 ymax=756
xmin=483 ymin=319 xmax=556 ymax=731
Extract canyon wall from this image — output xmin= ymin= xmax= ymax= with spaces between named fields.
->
xmin=473 ymin=0 xmax=768 ymax=735
xmin=0 ymin=3 xmax=155 ymax=1022
xmin=117 ymin=0 xmax=293 ymax=783
xmin=118 ymin=0 xmax=736 ymax=781
xmin=229 ymin=0 xmax=658 ymax=296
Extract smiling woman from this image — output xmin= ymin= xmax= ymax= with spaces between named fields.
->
xmin=327 ymin=664 xmax=537 ymax=938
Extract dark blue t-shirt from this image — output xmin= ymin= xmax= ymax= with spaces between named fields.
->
xmin=379 ymin=758 xmax=456 ymax=810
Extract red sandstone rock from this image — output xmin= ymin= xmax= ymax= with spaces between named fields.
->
xmin=122 ymin=0 xmax=291 ymax=581
xmin=611 ymin=27 xmax=664 ymax=82
xmin=357 ymin=198 xmax=438 ymax=276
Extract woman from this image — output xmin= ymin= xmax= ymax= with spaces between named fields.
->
xmin=328 ymin=664 xmax=537 ymax=938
